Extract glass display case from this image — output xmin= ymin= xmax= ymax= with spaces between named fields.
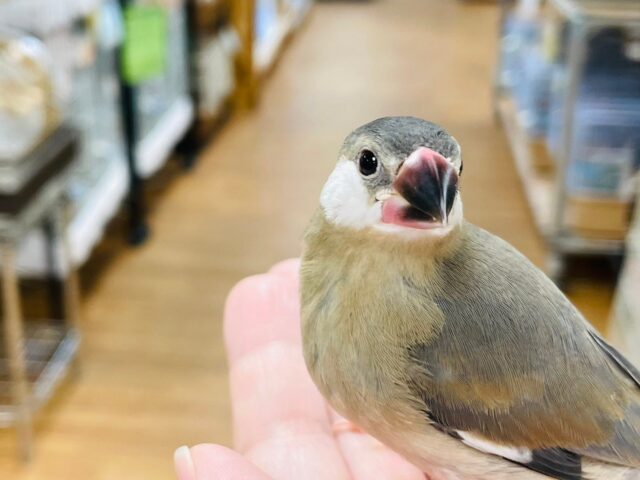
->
xmin=70 ymin=40 xmax=122 ymax=199
xmin=181 ymin=0 xmax=237 ymax=148
xmin=137 ymin=4 xmax=190 ymax=141
xmin=64 ymin=18 xmax=128 ymax=265
xmin=129 ymin=0 xmax=194 ymax=179
xmin=2 ymin=0 xmax=129 ymax=274
xmin=117 ymin=0 xmax=194 ymax=243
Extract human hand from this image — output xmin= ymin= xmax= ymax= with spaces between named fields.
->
xmin=174 ymin=259 xmax=458 ymax=480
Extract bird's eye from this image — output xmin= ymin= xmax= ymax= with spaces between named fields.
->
xmin=358 ymin=150 xmax=378 ymax=177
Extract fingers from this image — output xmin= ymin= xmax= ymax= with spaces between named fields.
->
xmin=174 ymin=444 xmax=272 ymax=480
xmin=175 ymin=446 xmax=195 ymax=480
xmin=225 ymin=264 xmax=327 ymax=448
xmin=223 ymin=262 xmax=352 ymax=480
xmin=225 ymin=259 xmax=302 ymax=364
xmin=267 ymin=258 xmax=301 ymax=280
xmin=328 ymin=410 xmax=466 ymax=480
xmin=228 ymin=339 xmax=332 ymax=453
xmin=329 ymin=411 xmax=426 ymax=480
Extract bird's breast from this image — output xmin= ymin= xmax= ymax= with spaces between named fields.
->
xmin=300 ymin=246 xmax=443 ymax=432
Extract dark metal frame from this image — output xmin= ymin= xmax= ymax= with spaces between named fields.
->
xmin=116 ymin=0 xmax=196 ymax=244
xmin=116 ymin=0 xmax=149 ymax=245
xmin=177 ymin=0 xmax=234 ymax=169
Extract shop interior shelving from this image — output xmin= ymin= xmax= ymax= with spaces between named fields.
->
xmin=494 ymin=0 xmax=639 ymax=282
xmin=553 ymin=0 xmax=640 ymax=24
xmin=180 ymin=0 xmax=236 ymax=154
xmin=134 ymin=96 xmax=194 ymax=179
xmin=495 ymin=96 xmax=625 ymax=256
xmin=2 ymin=0 xmax=130 ymax=275
xmin=0 ymin=0 xmax=103 ymax=36
xmin=0 ymin=325 xmax=80 ymax=428
xmin=233 ymin=0 xmax=312 ymax=109
xmin=0 ymin=125 xmax=82 ymax=460
xmin=253 ymin=0 xmax=311 ymax=74
xmin=3 ymin=0 xmax=313 ymax=259
xmin=118 ymin=0 xmax=195 ymax=244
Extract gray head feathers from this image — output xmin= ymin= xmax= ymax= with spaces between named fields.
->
xmin=342 ymin=116 xmax=461 ymax=164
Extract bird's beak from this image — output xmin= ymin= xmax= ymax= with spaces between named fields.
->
xmin=381 ymin=147 xmax=458 ymax=227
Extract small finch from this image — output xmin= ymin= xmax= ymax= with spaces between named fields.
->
xmin=300 ymin=117 xmax=640 ymax=480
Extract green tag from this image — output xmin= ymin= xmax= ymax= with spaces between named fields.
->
xmin=121 ymin=5 xmax=168 ymax=85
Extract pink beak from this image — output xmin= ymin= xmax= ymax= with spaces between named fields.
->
xmin=384 ymin=147 xmax=458 ymax=225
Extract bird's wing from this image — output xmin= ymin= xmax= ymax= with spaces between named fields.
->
xmin=406 ymin=224 xmax=640 ymax=480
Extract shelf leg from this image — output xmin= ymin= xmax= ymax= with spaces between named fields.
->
xmin=56 ymin=206 xmax=81 ymax=332
xmin=1 ymin=244 xmax=33 ymax=461
xmin=551 ymin=23 xmax=588 ymax=240
xmin=176 ymin=134 xmax=199 ymax=171
xmin=181 ymin=0 xmax=202 ymax=169
xmin=57 ymin=204 xmax=82 ymax=376
xmin=42 ymin=219 xmax=64 ymax=321
xmin=116 ymin=6 xmax=151 ymax=246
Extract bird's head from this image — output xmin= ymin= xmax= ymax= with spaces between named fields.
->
xmin=320 ymin=117 xmax=463 ymax=240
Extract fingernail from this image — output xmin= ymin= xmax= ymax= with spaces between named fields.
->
xmin=174 ymin=446 xmax=195 ymax=480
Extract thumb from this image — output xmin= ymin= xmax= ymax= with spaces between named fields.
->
xmin=175 ymin=444 xmax=273 ymax=480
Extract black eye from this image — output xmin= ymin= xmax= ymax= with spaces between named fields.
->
xmin=358 ymin=150 xmax=378 ymax=177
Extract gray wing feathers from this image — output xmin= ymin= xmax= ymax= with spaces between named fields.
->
xmin=577 ymin=332 xmax=640 ymax=467
xmin=413 ymin=223 xmax=640 ymax=469
xmin=587 ymin=331 xmax=640 ymax=388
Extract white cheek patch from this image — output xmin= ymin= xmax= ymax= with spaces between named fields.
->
xmin=447 ymin=195 xmax=463 ymax=227
xmin=320 ymin=160 xmax=381 ymax=229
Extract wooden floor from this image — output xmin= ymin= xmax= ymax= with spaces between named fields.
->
xmin=0 ymin=1 xmax=615 ymax=478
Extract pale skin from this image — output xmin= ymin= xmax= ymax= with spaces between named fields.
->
xmin=174 ymin=259 xmax=489 ymax=480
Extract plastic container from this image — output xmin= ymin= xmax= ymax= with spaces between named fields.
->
xmin=254 ymin=0 xmax=279 ymax=45
xmin=513 ymin=46 xmax=555 ymax=138
xmin=547 ymin=73 xmax=640 ymax=199
xmin=568 ymin=106 xmax=639 ymax=198
xmin=499 ymin=12 xmax=541 ymax=91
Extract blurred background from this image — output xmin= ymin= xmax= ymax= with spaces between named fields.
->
xmin=0 ymin=0 xmax=638 ymax=478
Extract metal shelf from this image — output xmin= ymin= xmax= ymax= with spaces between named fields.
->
xmin=15 ymin=156 xmax=128 ymax=276
xmin=0 ymin=325 xmax=80 ymax=428
xmin=117 ymin=0 xmax=194 ymax=244
xmin=135 ymin=95 xmax=194 ymax=179
xmin=0 ymin=124 xmax=82 ymax=460
xmin=497 ymin=94 xmax=555 ymax=236
xmin=497 ymin=92 xmax=625 ymax=257
xmin=1 ymin=10 xmax=130 ymax=277
xmin=551 ymin=0 xmax=640 ymax=24
xmin=253 ymin=0 xmax=311 ymax=74
xmin=254 ymin=6 xmax=294 ymax=74
xmin=493 ymin=0 xmax=640 ymax=281
xmin=0 ymin=0 xmax=103 ymax=36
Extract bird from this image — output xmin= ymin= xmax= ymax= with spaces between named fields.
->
xmin=300 ymin=116 xmax=640 ymax=480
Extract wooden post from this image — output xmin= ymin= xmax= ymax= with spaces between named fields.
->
xmin=232 ymin=0 xmax=258 ymax=110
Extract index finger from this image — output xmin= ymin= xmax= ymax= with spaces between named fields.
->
xmin=223 ymin=259 xmax=351 ymax=480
